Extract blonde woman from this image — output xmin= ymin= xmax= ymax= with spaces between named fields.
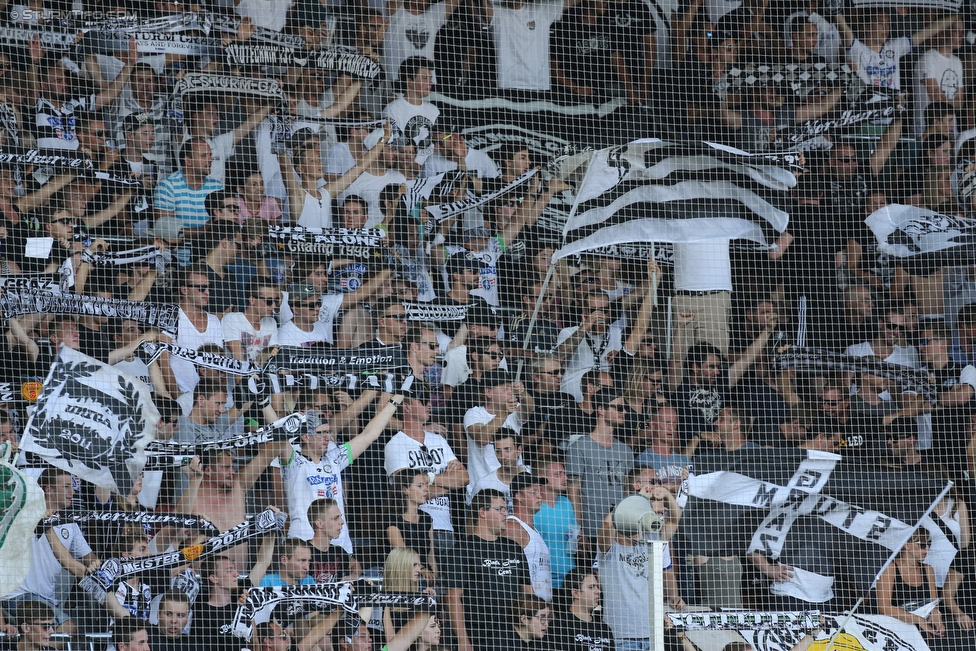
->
xmin=382 ymin=547 xmax=434 ymax=644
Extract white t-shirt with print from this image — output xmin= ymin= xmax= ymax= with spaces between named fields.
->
xmin=492 ymin=0 xmax=564 ymax=91
xmin=848 ymin=37 xmax=912 ymax=90
xmin=221 ymin=312 xmax=279 ymax=362
xmin=384 ymin=430 xmax=459 ymax=531
xmin=280 ymin=444 xmax=354 ymax=553
xmin=383 ymin=3 xmax=448 ymax=80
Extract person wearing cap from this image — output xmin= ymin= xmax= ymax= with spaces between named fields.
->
xmin=443 ymin=488 xmax=532 ymax=651
xmin=565 ymin=389 xmax=633 ymax=557
xmin=463 ymin=368 xmax=534 ymax=487
xmin=467 ymin=427 xmax=527 ymax=505
xmin=277 ymin=282 xmax=332 ymax=348
xmin=385 ymin=380 xmax=470 ymax=553
xmin=505 ymin=472 xmax=553 ymax=602
xmin=383 ymin=57 xmax=440 ymax=164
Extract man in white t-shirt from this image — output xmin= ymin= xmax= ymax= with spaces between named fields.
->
xmin=277 ymin=282 xmax=340 ymax=348
xmin=383 ymin=0 xmax=462 ymax=81
xmin=914 ymin=20 xmax=965 ymax=137
xmin=463 ymin=369 xmax=534 ymax=484
xmin=222 ymin=277 xmax=280 ymax=364
xmin=385 ymin=384 xmax=470 ymax=550
xmin=265 ymin=394 xmax=403 ymax=553
xmin=483 ymin=0 xmax=583 ymax=92
xmin=383 ymin=57 xmax=440 ymax=163
xmin=555 ymin=291 xmax=625 ymax=402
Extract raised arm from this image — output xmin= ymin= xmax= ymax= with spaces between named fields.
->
xmin=912 ymin=16 xmax=956 ymax=48
xmin=624 ymin=258 xmax=660 ymax=354
xmin=323 ymin=121 xmax=392 ymax=198
xmin=277 ymin=152 xmax=308 ymax=223
xmin=95 ymin=37 xmax=138 ymax=109
xmin=346 ymin=394 xmax=403 ymax=460
xmin=834 ymin=13 xmax=855 ymax=51
xmin=729 ymin=315 xmax=776 ymax=387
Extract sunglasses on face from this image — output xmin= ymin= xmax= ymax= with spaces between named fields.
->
xmin=884 ymin=322 xmax=902 ymax=330
xmin=484 ymin=352 xmax=502 ymax=360
xmin=256 ymin=296 xmax=279 ymax=306
xmin=384 ymin=314 xmax=407 ymax=322
xmin=419 ymin=342 xmax=439 ymax=350
xmin=222 ymin=204 xmax=241 ymax=213
xmin=187 ymin=284 xmax=210 ymax=292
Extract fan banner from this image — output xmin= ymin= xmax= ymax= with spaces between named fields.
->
xmin=20 ymin=347 xmax=159 ymax=496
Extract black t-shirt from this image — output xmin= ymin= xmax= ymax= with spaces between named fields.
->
xmin=552 ymin=8 xmax=613 ymax=98
xmin=78 ymin=323 xmax=113 ymax=363
xmin=203 ymin=267 xmax=240 ymax=315
xmin=931 ymin=362 xmax=975 ymax=481
xmin=671 ymin=369 xmax=730 ymax=447
xmin=442 ymin=534 xmax=531 ymax=648
xmin=308 ymin=544 xmax=353 ymax=584
xmin=496 ymin=627 xmax=555 ymax=651
xmin=602 ymin=0 xmax=655 ymax=80
xmin=385 ymin=510 xmax=434 ymax=563
xmin=191 ymin=602 xmax=241 ymax=651
xmin=148 ymin=631 xmax=194 ymax=651
xmin=550 ymin=611 xmax=614 ymax=651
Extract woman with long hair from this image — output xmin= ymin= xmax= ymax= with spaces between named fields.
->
xmin=875 ymin=529 xmax=947 ymax=645
xmin=381 ymin=547 xmax=434 ymax=644
xmin=386 ymin=470 xmax=437 ymax=581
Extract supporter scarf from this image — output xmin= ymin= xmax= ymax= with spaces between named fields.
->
xmin=84 ymin=31 xmax=222 ymax=55
xmin=266 ymin=371 xmax=404 ymax=395
xmin=781 ymin=92 xmax=905 ymax=146
xmin=87 ymin=169 xmax=144 ymax=186
xmin=736 ymin=613 xmax=930 ymax=651
xmin=0 ymin=148 xmax=93 ymax=171
xmin=170 ymin=74 xmax=285 ymax=124
xmin=263 ymin=115 xmax=384 ymax=140
xmin=40 ymin=510 xmax=216 ymax=531
xmin=209 ymin=13 xmax=306 ymax=49
xmin=666 ymin=611 xmax=822 ymax=632
xmin=0 ymin=25 xmax=77 ymax=51
xmin=772 ymin=347 xmax=937 ymax=405
xmin=848 ymin=0 xmax=960 ymax=9
xmin=576 ymin=243 xmax=660 ymax=262
xmin=139 ymin=341 xmax=263 ymax=377
xmin=80 ymin=12 xmax=212 ymax=34
xmin=429 ymin=92 xmax=627 ymax=117
xmin=141 ymin=412 xmax=312 ymax=471
xmin=267 ymin=346 xmax=408 ymax=375
xmin=0 ymin=290 xmax=179 ymax=334
xmin=0 ymin=273 xmax=65 ymax=292
xmin=232 ymin=585 xmax=436 ymax=639
xmin=722 ymin=62 xmax=858 ymax=95
xmin=268 ymin=226 xmax=385 ymax=259
xmin=225 ymin=44 xmax=381 ymax=80
xmin=403 ymin=302 xmax=468 ymax=322
xmin=81 ymin=246 xmax=159 ymax=267
xmin=80 ymin=509 xmax=287 ymax=604
xmin=424 ymin=169 xmax=538 ymax=223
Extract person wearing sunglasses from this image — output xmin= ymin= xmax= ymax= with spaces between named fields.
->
xmin=845 ymin=303 xmax=919 ymax=368
xmin=362 ymin=298 xmax=410 ymax=349
xmin=223 ymin=276 xmax=280 ymax=366
xmin=195 ymin=220 xmax=243 ymax=317
xmin=277 ymin=282 xmax=331 ymax=348
xmin=405 ymin=324 xmax=441 ymax=379
xmin=874 ymin=528 xmax=946 ymax=642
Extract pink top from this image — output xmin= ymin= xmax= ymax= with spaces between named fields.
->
xmin=238 ymin=196 xmax=283 ymax=224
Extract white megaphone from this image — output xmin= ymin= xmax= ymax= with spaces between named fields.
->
xmin=612 ymin=495 xmax=664 ymax=537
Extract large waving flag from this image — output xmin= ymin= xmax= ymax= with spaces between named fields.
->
xmin=548 ymin=140 xmax=796 ymax=261
xmin=680 ymin=448 xmax=954 ymax=602
xmin=0 ymin=442 xmax=47 ymax=597
xmin=22 ymin=346 xmax=159 ymax=496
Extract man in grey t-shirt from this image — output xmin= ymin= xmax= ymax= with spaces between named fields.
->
xmin=565 ymin=389 xmax=634 ymax=543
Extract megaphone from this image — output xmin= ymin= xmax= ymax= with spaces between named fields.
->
xmin=612 ymin=495 xmax=664 ymax=537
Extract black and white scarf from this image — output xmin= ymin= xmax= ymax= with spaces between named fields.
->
xmin=424 ymin=169 xmax=539 ymax=224
xmin=268 ymin=226 xmax=385 ymax=259
xmin=225 ymin=44 xmax=381 ymax=80
xmin=780 ymin=91 xmax=905 ymax=147
xmin=0 ymin=25 xmax=77 ymax=51
xmin=403 ymin=302 xmax=468 ymax=322
xmin=81 ymin=246 xmax=159 ymax=267
xmin=80 ymin=509 xmax=287 ymax=604
xmin=0 ymin=273 xmax=66 ymax=293
xmin=773 ymin=347 xmax=937 ymax=404
xmin=83 ymin=31 xmax=222 ymax=56
xmin=40 ymin=510 xmax=216 ymax=531
xmin=266 ymin=346 xmax=408 ymax=375
xmin=266 ymin=371 xmax=405 ymax=395
xmin=0 ymin=290 xmax=180 ymax=335
xmin=170 ymin=74 xmax=285 ymax=124
xmin=0 ymin=148 xmax=92 ymax=171
xmin=140 ymin=341 xmax=264 ymax=377
xmin=80 ymin=12 xmax=212 ymax=35
xmin=722 ymin=62 xmax=859 ymax=95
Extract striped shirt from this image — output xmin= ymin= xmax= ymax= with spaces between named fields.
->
xmin=36 ymin=94 xmax=97 ymax=150
xmin=154 ymin=170 xmax=223 ymax=228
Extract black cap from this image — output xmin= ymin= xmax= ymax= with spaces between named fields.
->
xmin=481 ymin=368 xmax=513 ymax=389
xmin=510 ymin=472 xmax=547 ymax=494
xmin=466 ymin=302 xmax=500 ymax=327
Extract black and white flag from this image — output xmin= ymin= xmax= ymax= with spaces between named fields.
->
xmin=737 ymin=613 xmax=930 ymax=651
xmin=849 ymin=0 xmax=960 ymax=9
xmin=681 ymin=448 xmax=954 ymax=603
xmin=866 ymin=204 xmax=976 ymax=260
xmin=781 ymin=90 xmax=905 ymax=148
xmin=424 ymin=169 xmax=539 ymax=223
xmin=20 ymin=347 xmax=159 ymax=496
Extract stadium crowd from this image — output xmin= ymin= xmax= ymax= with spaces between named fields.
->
xmin=0 ymin=0 xmax=973 ymax=650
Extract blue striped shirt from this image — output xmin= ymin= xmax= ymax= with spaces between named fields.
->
xmin=154 ymin=170 xmax=223 ymax=228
